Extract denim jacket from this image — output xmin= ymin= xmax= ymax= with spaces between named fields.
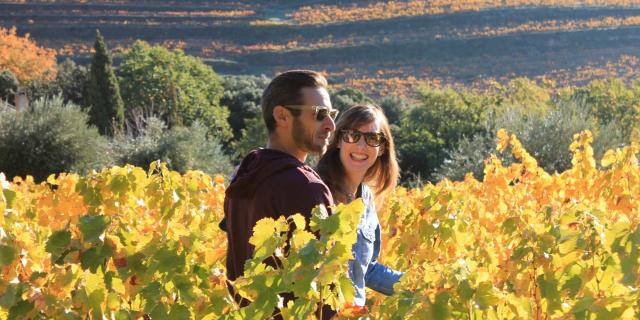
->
xmin=349 ymin=184 xmax=403 ymax=306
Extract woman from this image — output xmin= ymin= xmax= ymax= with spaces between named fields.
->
xmin=317 ymin=104 xmax=403 ymax=307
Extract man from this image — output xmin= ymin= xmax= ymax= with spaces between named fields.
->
xmin=221 ymin=69 xmax=337 ymax=282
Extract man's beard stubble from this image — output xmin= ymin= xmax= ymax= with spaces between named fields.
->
xmin=292 ymin=117 xmax=326 ymax=155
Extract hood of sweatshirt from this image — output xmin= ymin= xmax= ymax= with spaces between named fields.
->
xmin=225 ymin=148 xmax=305 ymax=199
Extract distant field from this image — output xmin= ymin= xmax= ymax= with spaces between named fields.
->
xmin=3 ymin=1 xmax=640 ymax=97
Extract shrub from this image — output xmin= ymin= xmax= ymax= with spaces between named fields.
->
xmin=434 ymin=101 xmax=627 ymax=181
xmin=378 ymin=95 xmax=410 ymax=128
xmin=0 ymin=70 xmax=18 ymax=102
xmin=495 ymin=77 xmax=554 ymax=114
xmin=330 ymin=87 xmax=374 ymax=112
xmin=432 ymin=133 xmax=495 ymax=182
xmin=396 ymin=78 xmax=630 ymax=183
xmin=112 ymin=117 xmax=233 ymax=175
xmin=560 ymin=78 xmax=640 ymax=139
xmin=56 ymin=59 xmax=89 ymax=106
xmin=25 ymin=59 xmax=89 ymax=104
xmin=231 ymin=113 xmax=267 ymax=161
xmin=220 ymin=75 xmax=269 ymax=140
xmin=396 ymin=86 xmax=488 ymax=182
xmin=0 ymin=95 xmax=110 ymax=181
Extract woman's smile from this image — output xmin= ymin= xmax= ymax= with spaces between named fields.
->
xmin=351 ymin=152 xmax=368 ymax=160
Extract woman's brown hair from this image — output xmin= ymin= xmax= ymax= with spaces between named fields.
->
xmin=317 ymin=104 xmax=399 ymax=202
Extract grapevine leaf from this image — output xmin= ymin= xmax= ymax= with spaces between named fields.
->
xmin=571 ymin=295 xmax=595 ymax=314
xmin=110 ymin=174 xmax=129 ymax=196
xmin=457 ymin=280 xmax=474 ymax=301
xmin=249 ymin=218 xmax=280 ymax=258
xmin=324 ymin=242 xmax=351 ymax=265
xmin=84 ymin=269 xmax=105 ymax=294
xmin=298 ymin=240 xmax=321 ymax=266
xmin=154 ymin=244 xmax=185 ymax=273
xmin=288 ymin=298 xmax=316 ymax=320
xmin=7 ymin=300 xmax=34 ymax=320
xmin=536 ymin=274 xmax=561 ymax=312
xmin=79 ymin=215 xmax=110 ymax=244
xmin=432 ymin=291 xmax=450 ymax=320
xmin=45 ymin=230 xmax=71 ymax=262
xmin=81 ymin=269 xmax=106 ymax=319
xmin=172 ymin=274 xmax=197 ymax=302
xmin=475 ymin=281 xmax=499 ymax=309
xmin=510 ymin=246 xmax=532 ymax=261
xmin=339 ymin=276 xmax=355 ymax=304
xmin=114 ymin=311 xmax=131 ymax=320
xmin=335 ymin=200 xmax=365 ymax=237
xmin=2 ymin=189 xmax=16 ymax=209
xmin=76 ymin=179 xmax=103 ymax=211
xmin=106 ymin=291 xmax=119 ymax=311
xmin=290 ymin=214 xmax=307 ymax=231
xmin=81 ymin=243 xmax=112 ymax=272
xmin=501 ymin=217 xmax=517 ymax=234
xmin=150 ymin=303 xmax=169 ymax=319
xmin=0 ymin=285 xmax=17 ymax=308
xmin=111 ymin=277 xmax=126 ymax=296
xmin=141 ymin=282 xmax=163 ymax=313
xmin=168 ymin=304 xmax=190 ymax=320
xmin=29 ymin=272 xmax=46 ymax=282
xmin=562 ymin=276 xmax=582 ymax=297
xmin=291 ymin=229 xmax=315 ymax=251
xmin=0 ymin=244 xmax=17 ymax=266
xmin=559 ymin=236 xmax=578 ymax=255
xmin=397 ymin=290 xmax=416 ymax=313
xmin=291 ymin=267 xmax=317 ymax=298
xmin=310 ymin=205 xmax=339 ymax=235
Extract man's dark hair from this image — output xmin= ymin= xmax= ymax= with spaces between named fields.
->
xmin=261 ymin=70 xmax=328 ymax=133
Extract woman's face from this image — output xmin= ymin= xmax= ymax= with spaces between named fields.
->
xmin=338 ymin=120 xmax=384 ymax=180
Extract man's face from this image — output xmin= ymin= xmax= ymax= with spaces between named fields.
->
xmin=291 ymin=87 xmax=336 ymax=155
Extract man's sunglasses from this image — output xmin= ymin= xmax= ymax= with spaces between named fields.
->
xmin=284 ymin=105 xmax=339 ymax=122
xmin=340 ymin=129 xmax=386 ymax=147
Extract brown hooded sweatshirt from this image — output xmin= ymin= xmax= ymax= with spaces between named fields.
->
xmin=220 ymin=148 xmax=334 ymax=281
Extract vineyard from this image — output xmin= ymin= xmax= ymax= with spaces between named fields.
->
xmin=4 ymin=1 xmax=640 ymax=98
xmin=290 ymin=0 xmax=640 ymax=25
xmin=1 ymin=130 xmax=640 ymax=319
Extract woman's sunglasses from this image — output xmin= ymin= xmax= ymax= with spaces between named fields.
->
xmin=284 ymin=105 xmax=339 ymax=122
xmin=340 ymin=129 xmax=386 ymax=147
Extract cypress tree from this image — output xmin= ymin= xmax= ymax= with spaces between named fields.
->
xmin=87 ymin=29 xmax=124 ymax=135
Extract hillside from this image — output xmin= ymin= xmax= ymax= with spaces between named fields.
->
xmin=3 ymin=1 xmax=640 ymax=97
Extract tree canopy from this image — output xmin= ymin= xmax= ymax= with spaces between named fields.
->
xmin=87 ymin=30 xmax=125 ymax=135
xmin=220 ymin=75 xmax=270 ymax=140
xmin=118 ymin=41 xmax=230 ymax=141
xmin=396 ymin=86 xmax=489 ymax=180
xmin=0 ymin=27 xmax=57 ymax=83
